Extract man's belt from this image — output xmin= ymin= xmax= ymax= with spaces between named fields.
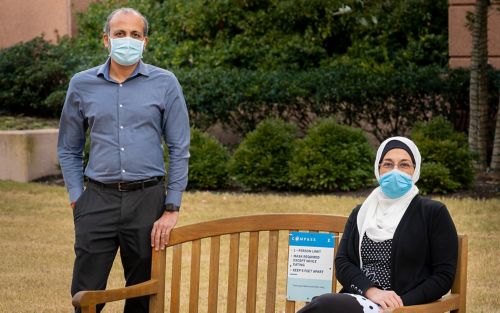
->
xmin=88 ymin=177 xmax=163 ymax=191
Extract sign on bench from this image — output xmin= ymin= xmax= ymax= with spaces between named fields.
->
xmin=287 ymin=232 xmax=335 ymax=302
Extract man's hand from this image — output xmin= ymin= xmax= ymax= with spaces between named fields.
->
xmin=70 ymin=201 xmax=76 ymax=209
xmin=151 ymin=211 xmax=179 ymax=251
xmin=365 ymin=287 xmax=403 ymax=309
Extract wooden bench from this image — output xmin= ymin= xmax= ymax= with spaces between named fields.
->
xmin=73 ymin=214 xmax=467 ymax=313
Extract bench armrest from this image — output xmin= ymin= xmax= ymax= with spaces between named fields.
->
xmin=382 ymin=294 xmax=460 ymax=313
xmin=72 ymin=279 xmax=159 ymax=308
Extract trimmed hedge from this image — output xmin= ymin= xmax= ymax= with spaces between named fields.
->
xmin=412 ymin=117 xmax=474 ymax=193
xmin=187 ymin=128 xmax=230 ymax=190
xmin=178 ymin=65 xmax=498 ymax=142
xmin=63 ymin=116 xmax=477 ymax=194
xmin=228 ymin=119 xmax=298 ymax=190
xmin=288 ymin=118 xmax=374 ymax=191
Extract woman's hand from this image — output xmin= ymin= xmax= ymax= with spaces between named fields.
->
xmin=365 ymin=287 xmax=403 ymax=309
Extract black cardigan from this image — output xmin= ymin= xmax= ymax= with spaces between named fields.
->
xmin=335 ymin=195 xmax=458 ymax=306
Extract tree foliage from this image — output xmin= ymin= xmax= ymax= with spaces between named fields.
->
xmin=72 ymin=0 xmax=449 ymax=70
xmin=0 ymin=0 xmax=455 ymax=121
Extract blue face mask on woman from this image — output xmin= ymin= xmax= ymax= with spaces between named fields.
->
xmin=109 ymin=37 xmax=144 ymax=66
xmin=378 ymin=169 xmax=413 ymax=199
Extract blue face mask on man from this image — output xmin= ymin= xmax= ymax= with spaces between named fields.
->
xmin=109 ymin=37 xmax=144 ymax=66
xmin=378 ymin=169 xmax=413 ymax=199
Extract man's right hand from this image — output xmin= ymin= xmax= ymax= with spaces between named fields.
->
xmin=364 ymin=287 xmax=403 ymax=309
xmin=151 ymin=211 xmax=179 ymax=251
xmin=70 ymin=201 xmax=76 ymax=209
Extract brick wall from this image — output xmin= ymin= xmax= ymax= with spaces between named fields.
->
xmin=448 ymin=0 xmax=500 ymax=68
xmin=0 ymin=0 xmax=92 ymax=48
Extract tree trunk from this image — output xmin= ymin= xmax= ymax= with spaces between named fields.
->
xmin=469 ymin=0 xmax=489 ymax=171
xmin=491 ymin=95 xmax=500 ymax=174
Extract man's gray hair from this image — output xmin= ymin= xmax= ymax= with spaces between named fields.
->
xmin=103 ymin=8 xmax=149 ymax=36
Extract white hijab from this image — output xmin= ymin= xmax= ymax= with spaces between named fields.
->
xmin=356 ymin=136 xmax=421 ymax=268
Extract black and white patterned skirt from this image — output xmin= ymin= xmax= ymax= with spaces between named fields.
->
xmin=297 ymin=293 xmax=380 ymax=313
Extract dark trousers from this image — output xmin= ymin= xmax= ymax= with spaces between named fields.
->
xmin=71 ymin=181 xmax=165 ymax=313
xmin=297 ymin=293 xmax=377 ymax=313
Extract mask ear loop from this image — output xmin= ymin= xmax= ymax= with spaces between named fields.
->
xmin=107 ymin=38 xmax=112 ymax=56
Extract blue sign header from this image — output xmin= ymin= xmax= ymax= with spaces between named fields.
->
xmin=289 ymin=232 xmax=335 ymax=248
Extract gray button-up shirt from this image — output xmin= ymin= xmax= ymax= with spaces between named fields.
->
xmin=57 ymin=59 xmax=190 ymax=206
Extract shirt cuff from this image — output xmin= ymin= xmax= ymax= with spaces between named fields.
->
xmin=165 ymin=189 xmax=183 ymax=207
xmin=68 ymin=187 xmax=83 ymax=203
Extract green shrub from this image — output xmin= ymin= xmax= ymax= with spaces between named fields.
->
xmin=43 ymin=90 xmax=67 ymax=114
xmin=228 ymin=119 xmax=298 ymax=190
xmin=288 ymin=119 xmax=374 ymax=191
xmin=187 ymin=128 xmax=230 ymax=190
xmin=418 ymin=162 xmax=460 ymax=194
xmin=0 ymin=37 xmax=76 ymax=117
xmin=412 ymin=116 xmax=474 ymax=193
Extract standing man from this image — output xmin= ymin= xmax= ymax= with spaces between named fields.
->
xmin=57 ymin=7 xmax=190 ymax=313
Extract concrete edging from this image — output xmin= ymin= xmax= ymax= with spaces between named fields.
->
xmin=0 ymin=129 xmax=60 ymax=182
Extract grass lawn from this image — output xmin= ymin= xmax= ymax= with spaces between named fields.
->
xmin=0 ymin=181 xmax=498 ymax=312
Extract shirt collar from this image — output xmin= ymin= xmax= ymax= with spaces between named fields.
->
xmin=97 ymin=58 xmax=150 ymax=82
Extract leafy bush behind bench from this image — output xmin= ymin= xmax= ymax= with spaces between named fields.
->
xmin=78 ymin=116 xmax=473 ymax=193
xmin=288 ymin=118 xmax=375 ymax=191
xmin=228 ymin=119 xmax=298 ymax=190
xmin=412 ymin=117 xmax=475 ymax=193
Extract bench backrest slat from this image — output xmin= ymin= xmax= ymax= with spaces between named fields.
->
xmin=332 ymin=235 xmax=341 ymax=293
xmin=285 ymin=299 xmax=296 ymax=313
xmin=170 ymin=244 xmax=182 ymax=313
xmin=189 ymin=239 xmax=201 ymax=313
xmin=208 ymin=236 xmax=221 ymax=313
xmin=452 ymin=235 xmax=468 ymax=313
xmin=227 ymin=233 xmax=240 ymax=313
xmin=246 ymin=231 xmax=259 ymax=313
xmin=265 ymin=230 xmax=279 ymax=313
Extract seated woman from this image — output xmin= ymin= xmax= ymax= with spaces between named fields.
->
xmin=298 ymin=136 xmax=458 ymax=313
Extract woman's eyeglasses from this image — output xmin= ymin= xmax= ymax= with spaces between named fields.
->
xmin=379 ymin=161 xmax=415 ymax=170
